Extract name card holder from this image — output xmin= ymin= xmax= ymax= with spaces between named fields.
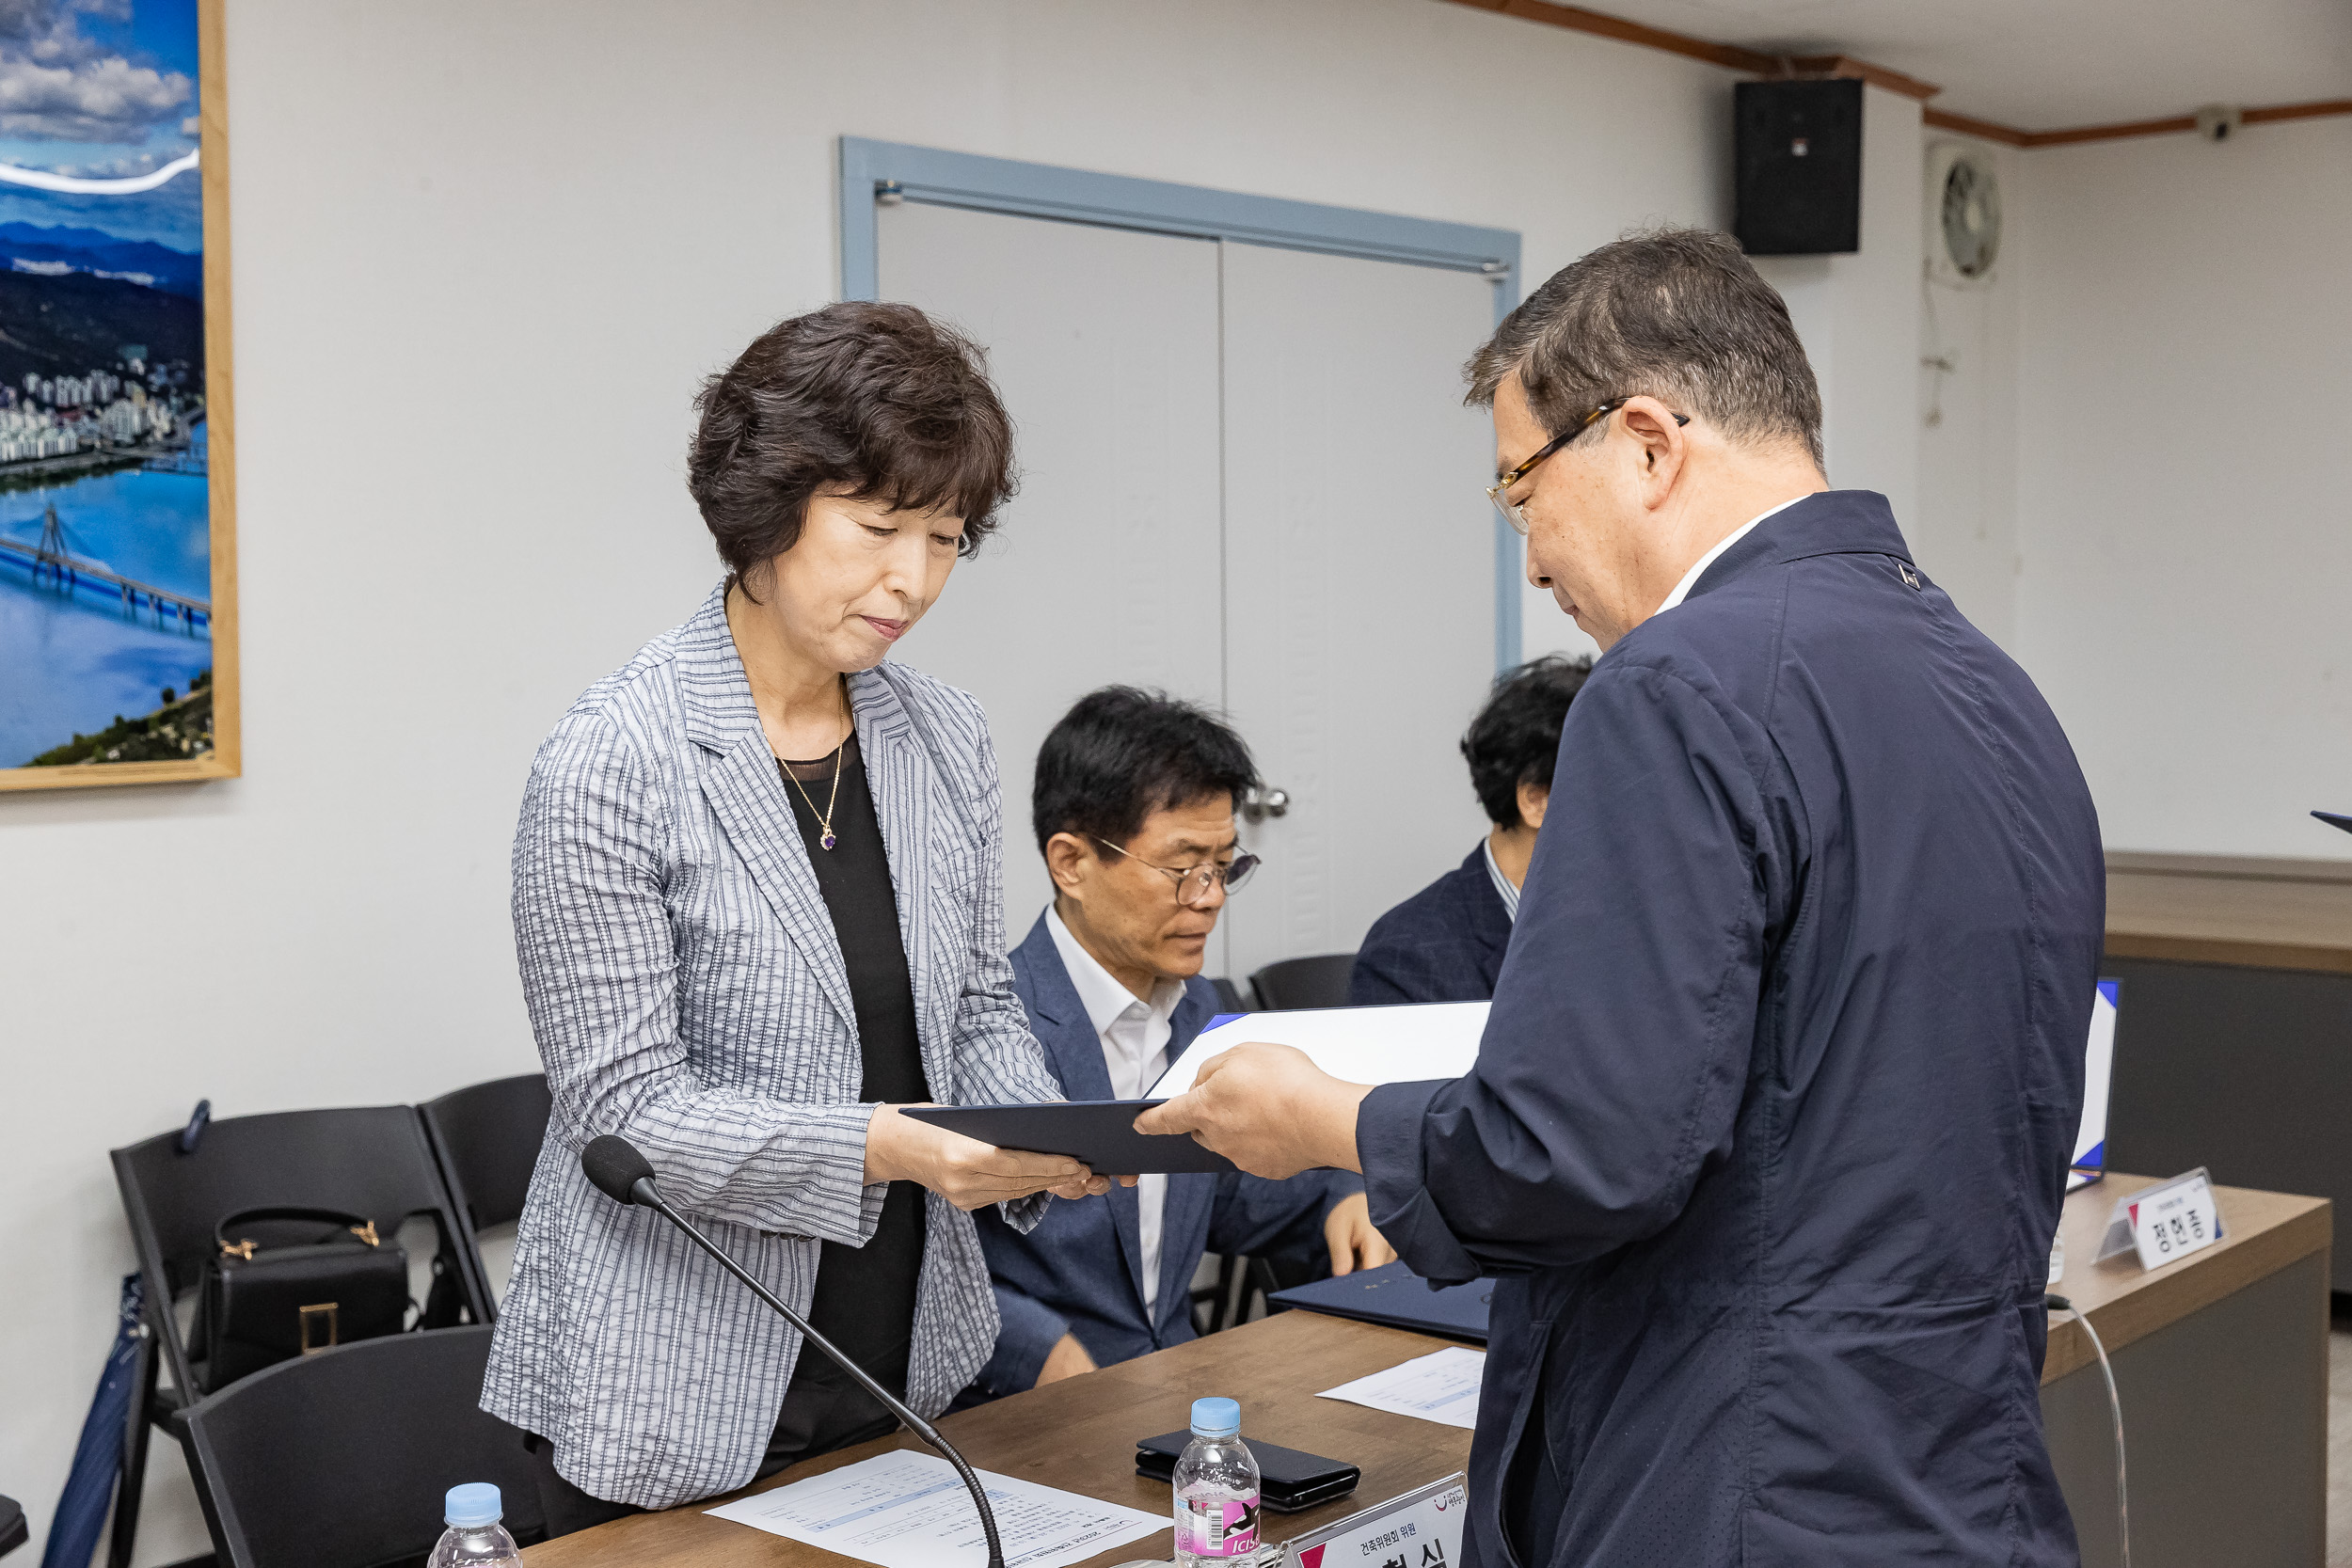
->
xmin=2095 ymin=1166 xmax=2224 ymax=1273
xmin=1281 ymin=1473 xmax=1468 ymax=1568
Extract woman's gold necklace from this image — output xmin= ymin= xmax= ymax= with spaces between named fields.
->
xmin=779 ymin=686 xmax=851 ymax=851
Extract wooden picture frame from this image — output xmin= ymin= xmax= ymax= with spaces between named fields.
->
xmin=0 ymin=0 xmax=237 ymax=792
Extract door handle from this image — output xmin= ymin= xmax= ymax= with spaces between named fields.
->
xmin=1239 ymin=786 xmax=1291 ymax=823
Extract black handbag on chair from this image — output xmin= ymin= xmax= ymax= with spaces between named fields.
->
xmin=194 ymin=1207 xmax=411 ymax=1393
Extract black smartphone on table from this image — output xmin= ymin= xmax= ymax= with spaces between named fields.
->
xmin=1134 ymin=1430 xmax=1360 ymax=1513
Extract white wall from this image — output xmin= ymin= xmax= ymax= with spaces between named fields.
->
xmin=2010 ymin=116 xmax=2352 ymax=860
xmin=1914 ymin=138 xmax=2025 ymax=651
xmin=1754 ymin=86 xmax=1925 ymax=531
xmin=0 ymin=1 xmax=1743 ymax=1557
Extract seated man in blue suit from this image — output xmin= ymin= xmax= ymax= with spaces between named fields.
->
xmin=973 ymin=687 xmax=1395 ymax=1396
xmin=1350 ymin=656 xmax=1590 ymax=1005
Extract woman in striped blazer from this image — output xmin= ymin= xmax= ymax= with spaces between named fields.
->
xmin=483 ymin=303 xmax=1104 ymax=1528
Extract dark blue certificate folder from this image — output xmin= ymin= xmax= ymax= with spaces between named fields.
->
xmin=901 ymin=1101 xmax=1236 ymax=1175
xmin=1265 ymin=1259 xmax=1494 ymax=1344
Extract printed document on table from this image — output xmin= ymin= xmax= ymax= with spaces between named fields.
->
xmin=1149 ymin=1002 xmax=1488 ymax=1099
xmin=1317 ymin=1345 xmax=1486 ymax=1431
xmin=703 ymin=1449 xmax=1164 ymax=1568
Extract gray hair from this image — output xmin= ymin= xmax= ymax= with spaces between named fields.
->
xmin=1466 ymin=227 xmax=1824 ymax=469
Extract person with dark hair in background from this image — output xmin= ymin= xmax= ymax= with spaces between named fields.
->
xmin=486 ymin=302 xmax=1108 ymax=1529
xmin=1350 ymin=656 xmax=1591 ymax=1005
xmin=968 ymin=687 xmax=1394 ymax=1399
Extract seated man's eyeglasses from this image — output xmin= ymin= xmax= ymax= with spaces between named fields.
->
xmin=1092 ymin=836 xmax=1260 ymax=907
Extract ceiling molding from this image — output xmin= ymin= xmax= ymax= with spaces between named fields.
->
xmin=1785 ymin=54 xmax=1939 ymax=103
xmin=1441 ymin=0 xmax=2352 ymax=149
xmin=2018 ymin=97 xmax=2352 ymax=148
xmin=1922 ymin=106 xmax=2029 ymax=148
xmin=1445 ymin=0 xmax=1775 ymax=74
xmin=2022 ymin=113 xmax=2199 ymax=148
xmin=2244 ymin=98 xmax=2352 ymax=128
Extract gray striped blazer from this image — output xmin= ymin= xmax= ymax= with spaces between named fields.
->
xmin=480 ymin=583 xmax=1065 ymax=1509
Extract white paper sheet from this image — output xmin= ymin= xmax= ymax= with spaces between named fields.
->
xmin=1148 ymin=1002 xmax=1489 ymax=1099
xmin=1316 ymin=1345 xmax=1486 ymax=1431
xmin=703 ymin=1449 xmax=1166 ymax=1568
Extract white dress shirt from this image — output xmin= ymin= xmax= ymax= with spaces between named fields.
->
xmin=1654 ymin=496 xmax=1808 ymax=616
xmin=1045 ymin=907 xmax=1186 ymax=1314
xmin=1482 ymin=837 xmax=1521 ymax=923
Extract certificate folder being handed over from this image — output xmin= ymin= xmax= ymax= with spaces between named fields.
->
xmin=908 ymin=1003 xmax=1492 ymax=1175
xmin=1149 ymin=1001 xmax=1490 ymax=1098
xmin=900 ymin=1101 xmax=1236 ymax=1175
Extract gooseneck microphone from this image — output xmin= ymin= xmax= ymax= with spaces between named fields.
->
xmin=580 ymin=1134 xmax=1006 ymax=1568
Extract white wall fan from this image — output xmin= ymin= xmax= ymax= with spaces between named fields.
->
xmin=1925 ymin=142 xmax=2002 ymax=286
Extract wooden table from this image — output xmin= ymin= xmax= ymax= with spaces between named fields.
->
xmin=529 ymin=1174 xmax=2328 ymax=1568
xmin=2098 ymin=850 xmax=2352 ymax=1290
xmin=2042 ymin=1169 xmax=2328 ymax=1382
xmin=2040 ymin=1173 xmax=2330 ymax=1568
xmin=524 ymin=1310 xmax=1470 ymax=1567
xmin=2105 ymin=851 xmax=2352 ymax=974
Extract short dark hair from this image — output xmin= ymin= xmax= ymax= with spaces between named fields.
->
xmin=686 ymin=301 xmax=1016 ymax=597
xmin=1462 ymin=656 xmax=1593 ymax=827
xmin=1032 ymin=688 xmax=1259 ymax=856
xmin=1465 ymin=227 xmax=1824 ymax=468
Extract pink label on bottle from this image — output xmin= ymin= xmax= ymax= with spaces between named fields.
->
xmin=1176 ymin=1494 xmax=1261 ymax=1557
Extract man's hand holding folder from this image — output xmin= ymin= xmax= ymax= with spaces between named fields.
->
xmin=1135 ymin=1000 xmax=1488 ymax=1177
xmin=1133 ymin=1042 xmax=1373 ymax=1179
xmin=908 ymin=1005 xmax=1486 ymax=1177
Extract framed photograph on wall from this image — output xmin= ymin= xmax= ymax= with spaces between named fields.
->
xmin=0 ymin=0 xmax=236 ymax=791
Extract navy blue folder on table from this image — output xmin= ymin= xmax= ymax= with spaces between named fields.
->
xmin=1265 ymin=1259 xmax=1494 ymax=1344
xmin=901 ymin=1101 xmax=1236 ymax=1175
xmin=2315 ymin=810 xmax=2352 ymax=835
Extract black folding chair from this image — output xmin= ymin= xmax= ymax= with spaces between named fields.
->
xmin=1248 ymin=953 xmax=1358 ymax=1011
xmin=420 ymin=1072 xmax=553 ymax=1316
xmin=1193 ymin=1248 xmax=1325 ymax=1335
xmin=0 ymin=1495 xmax=25 ymax=1559
xmin=1207 ymin=976 xmax=1255 ymax=1013
xmin=108 ymin=1106 xmax=493 ymax=1568
xmin=183 ymin=1325 xmax=543 ymax=1568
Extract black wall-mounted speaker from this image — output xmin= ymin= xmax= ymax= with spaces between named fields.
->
xmin=1734 ymin=78 xmax=1863 ymax=256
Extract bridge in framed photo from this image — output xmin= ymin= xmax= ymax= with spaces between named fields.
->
xmin=0 ymin=500 xmax=214 ymax=631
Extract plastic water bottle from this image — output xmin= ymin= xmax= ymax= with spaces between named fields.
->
xmin=427 ymin=1482 xmax=522 ymax=1568
xmin=1172 ymin=1396 xmax=1261 ymax=1566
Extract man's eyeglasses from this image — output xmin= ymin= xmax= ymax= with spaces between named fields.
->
xmin=1093 ymin=837 xmax=1260 ymax=908
xmin=1485 ymin=397 xmax=1691 ymax=536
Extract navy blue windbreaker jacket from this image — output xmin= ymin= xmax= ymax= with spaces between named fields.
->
xmin=1359 ymin=492 xmax=2103 ymax=1567
xmin=1350 ymin=846 xmax=1515 ymax=1006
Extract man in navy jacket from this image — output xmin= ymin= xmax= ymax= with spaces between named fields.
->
xmin=1145 ymin=230 xmax=2100 ymax=1566
xmin=971 ymin=689 xmax=1392 ymax=1397
xmin=1351 ymin=656 xmax=1589 ymax=1006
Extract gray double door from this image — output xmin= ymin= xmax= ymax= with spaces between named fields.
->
xmin=879 ymin=200 xmax=1497 ymax=983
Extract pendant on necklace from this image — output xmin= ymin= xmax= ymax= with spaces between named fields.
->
xmin=820 ymin=832 xmax=836 ymax=851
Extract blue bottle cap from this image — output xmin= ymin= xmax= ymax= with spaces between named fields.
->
xmin=445 ymin=1482 xmax=503 ymax=1528
xmin=1190 ymin=1397 xmax=1240 ymax=1437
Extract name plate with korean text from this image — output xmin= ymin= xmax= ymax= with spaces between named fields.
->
xmin=1282 ymin=1473 xmax=1467 ymax=1568
xmin=2095 ymin=1167 xmax=2223 ymax=1272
